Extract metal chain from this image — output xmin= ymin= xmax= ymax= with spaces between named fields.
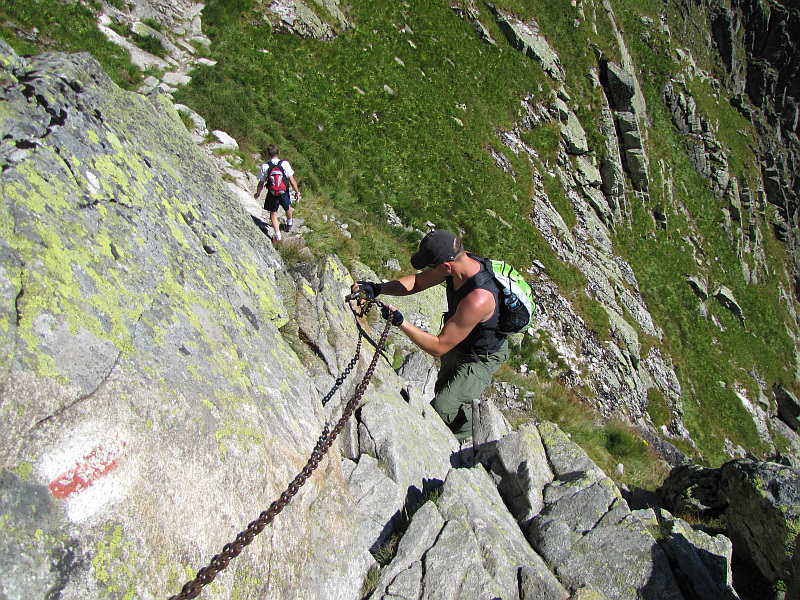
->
xmin=167 ymin=295 xmax=394 ymax=600
xmin=321 ymin=329 xmax=363 ymax=408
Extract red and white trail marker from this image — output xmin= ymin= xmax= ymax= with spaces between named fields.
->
xmin=48 ymin=433 xmax=128 ymax=500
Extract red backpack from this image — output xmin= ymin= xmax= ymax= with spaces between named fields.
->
xmin=266 ymin=161 xmax=288 ymax=196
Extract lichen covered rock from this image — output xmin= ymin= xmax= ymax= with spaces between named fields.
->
xmin=0 ymin=39 xmax=366 ymax=600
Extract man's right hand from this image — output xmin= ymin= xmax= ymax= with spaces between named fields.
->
xmin=354 ymin=281 xmax=382 ymax=299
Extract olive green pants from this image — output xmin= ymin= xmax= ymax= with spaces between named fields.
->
xmin=431 ymin=340 xmax=509 ymax=440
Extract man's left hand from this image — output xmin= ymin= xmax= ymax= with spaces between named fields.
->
xmin=381 ymin=305 xmax=404 ymax=326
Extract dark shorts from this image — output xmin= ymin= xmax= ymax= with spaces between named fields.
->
xmin=264 ymin=191 xmax=291 ymax=212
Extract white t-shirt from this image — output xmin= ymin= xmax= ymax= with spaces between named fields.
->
xmin=258 ymin=158 xmax=294 ymax=181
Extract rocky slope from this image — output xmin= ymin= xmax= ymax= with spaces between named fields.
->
xmin=2 ymin=37 xmax=799 ymax=600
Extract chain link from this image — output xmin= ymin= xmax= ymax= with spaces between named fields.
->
xmin=321 ymin=331 xmax=362 ymax=408
xmin=167 ymin=296 xmax=395 ymax=600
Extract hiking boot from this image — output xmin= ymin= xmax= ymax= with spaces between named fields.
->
xmin=274 ymin=232 xmax=282 ymax=242
xmin=285 ymin=221 xmax=293 ymax=232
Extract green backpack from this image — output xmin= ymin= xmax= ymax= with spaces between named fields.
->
xmin=488 ymin=259 xmax=535 ymax=335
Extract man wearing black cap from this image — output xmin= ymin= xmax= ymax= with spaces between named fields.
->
xmin=351 ymin=229 xmax=509 ymax=441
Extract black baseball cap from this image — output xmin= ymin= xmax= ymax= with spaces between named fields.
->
xmin=411 ymin=229 xmax=462 ymax=270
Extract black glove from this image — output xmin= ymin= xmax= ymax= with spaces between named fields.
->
xmin=381 ymin=306 xmax=404 ymax=326
xmin=357 ymin=281 xmax=382 ymax=299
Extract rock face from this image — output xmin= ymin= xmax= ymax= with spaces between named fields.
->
xmin=774 ymin=383 xmax=800 ymax=431
xmin=492 ymin=8 xmax=566 ymax=82
xmin=0 ymin=39 xmax=368 ymax=599
xmin=96 ymin=0 xmax=214 ymax=97
xmin=659 ymin=459 xmax=800 ymax=598
xmin=266 ymin=0 xmax=352 ymax=40
xmin=721 ymin=461 xmax=800 ymax=594
xmin=369 ymin=467 xmax=568 ymax=600
xmin=494 ymin=97 xmax=679 ymax=439
xmin=85 ymin=0 xmax=800 ymax=475
xmin=709 ymin=0 xmax=800 ymax=299
xmin=527 ymin=422 xmax=687 ymax=600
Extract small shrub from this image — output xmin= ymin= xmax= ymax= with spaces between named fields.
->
xmin=542 ymin=171 xmax=577 ymax=231
xmin=677 ymin=510 xmax=727 ymax=535
xmin=646 ymin=520 xmax=668 ymax=543
xmin=132 ymin=32 xmax=167 ymax=58
xmin=371 ymin=534 xmax=400 ymax=566
xmin=573 ymin=291 xmax=611 ymax=340
xmin=142 ymin=18 xmax=162 ymax=32
xmin=604 ymin=423 xmax=641 ymax=456
xmin=275 ymin=236 xmax=313 ymax=266
xmin=520 ymin=122 xmax=561 ymax=158
xmin=646 ymin=387 xmax=671 ymax=429
xmin=360 ymin=565 xmax=381 ymax=599
xmin=109 ymin=22 xmax=130 ymax=37
xmin=499 ymin=373 xmax=669 ymax=491
xmin=189 ymin=39 xmax=211 ymax=57
xmin=177 ymin=109 xmax=195 ymax=132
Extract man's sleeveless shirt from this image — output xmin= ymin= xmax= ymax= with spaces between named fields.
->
xmin=444 ymin=253 xmax=505 ymax=357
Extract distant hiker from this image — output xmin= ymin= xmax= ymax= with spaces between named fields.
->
xmin=254 ymin=144 xmax=300 ymax=242
xmin=352 ymin=229 xmax=509 ymax=441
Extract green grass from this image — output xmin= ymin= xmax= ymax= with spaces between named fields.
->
xmin=500 ymin=369 xmax=670 ymax=490
xmin=541 ymin=165 xmax=577 ymax=231
xmin=141 ymin=18 xmax=163 ymax=32
xmin=573 ymin=291 xmax=611 ymax=340
xmin=173 ymin=0 xmax=561 ymax=269
xmin=0 ymin=0 xmax=142 ymax=89
xmin=596 ymin=0 xmax=798 ymax=464
xmin=360 ymin=565 xmax=381 ymax=599
xmin=273 ymin=236 xmax=314 ymax=264
xmin=131 ymin=32 xmax=167 ymax=58
xmin=506 ymin=330 xmax=570 ymax=379
xmin=646 ymin=387 xmax=671 ymax=430
xmin=176 ymin=108 xmax=196 ymax=131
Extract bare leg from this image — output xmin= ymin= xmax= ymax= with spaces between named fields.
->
xmin=270 ymin=211 xmax=281 ymax=239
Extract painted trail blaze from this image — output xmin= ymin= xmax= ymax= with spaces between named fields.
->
xmin=49 ymin=434 xmax=128 ymax=499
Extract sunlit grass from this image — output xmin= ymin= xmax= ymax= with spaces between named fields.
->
xmin=0 ymin=0 xmax=142 ymax=89
xmin=498 ymin=368 xmax=671 ymax=491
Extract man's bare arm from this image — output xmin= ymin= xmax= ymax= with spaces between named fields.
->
xmin=289 ymin=175 xmax=300 ymax=198
xmin=395 ymin=288 xmax=495 ymax=357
